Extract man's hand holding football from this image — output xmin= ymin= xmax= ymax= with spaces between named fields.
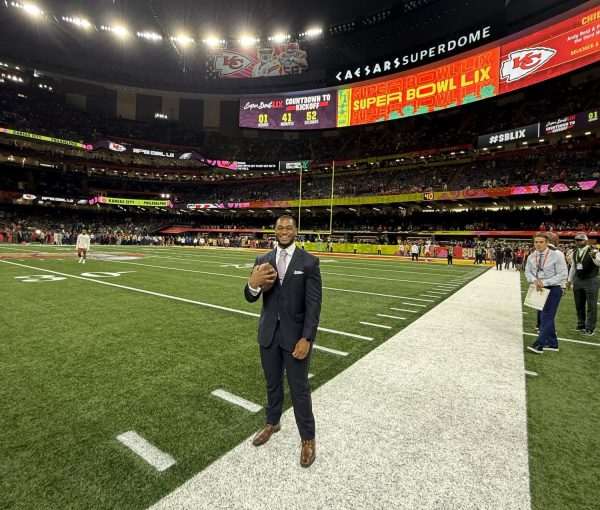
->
xmin=249 ymin=263 xmax=277 ymax=291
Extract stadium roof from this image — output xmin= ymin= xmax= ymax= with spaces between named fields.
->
xmin=18 ymin=0 xmax=403 ymax=38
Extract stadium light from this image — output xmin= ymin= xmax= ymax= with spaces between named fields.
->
xmin=11 ymin=2 xmax=44 ymax=17
xmin=101 ymin=25 xmax=129 ymax=37
xmin=239 ymin=36 xmax=258 ymax=46
xmin=299 ymin=27 xmax=322 ymax=38
xmin=62 ymin=16 xmax=91 ymax=29
xmin=268 ymin=33 xmax=290 ymax=43
xmin=171 ymin=35 xmax=194 ymax=46
xmin=203 ymin=36 xmax=225 ymax=47
xmin=585 ymin=131 xmax=592 ymax=135
xmin=137 ymin=31 xmax=163 ymax=41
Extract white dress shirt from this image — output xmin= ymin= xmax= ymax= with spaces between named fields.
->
xmin=249 ymin=243 xmax=297 ymax=295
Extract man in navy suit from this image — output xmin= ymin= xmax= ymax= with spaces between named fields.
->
xmin=244 ymin=215 xmax=322 ymax=467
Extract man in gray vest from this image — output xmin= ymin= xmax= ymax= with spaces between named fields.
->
xmin=566 ymin=233 xmax=600 ymax=336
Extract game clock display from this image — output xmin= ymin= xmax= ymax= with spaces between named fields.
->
xmin=239 ymin=89 xmax=337 ymax=130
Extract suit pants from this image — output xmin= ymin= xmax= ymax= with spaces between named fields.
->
xmin=259 ymin=323 xmax=315 ymax=440
xmin=573 ymin=277 xmax=599 ymax=332
xmin=533 ymin=286 xmax=562 ymax=349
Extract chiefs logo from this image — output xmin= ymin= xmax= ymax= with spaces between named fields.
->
xmin=213 ymin=50 xmax=252 ymax=76
xmin=108 ymin=142 xmax=127 ymax=152
xmin=500 ymin=47 xmax=556 ymax=83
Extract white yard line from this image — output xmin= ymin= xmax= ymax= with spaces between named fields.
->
xmin=211 ymin=389 xmax=262 ymax=413
xmin=116 ymin=431 xmax=176 ymax=472
xmin=523 ymin=332 xmax=599 ymax=347
xmin=390 ymin=308 xmax=417 ymax=313
xmin=323 ymin=287 xmax=434 ymax=302
xmin=0 ymin=260 xmax=369 ymax=342
xmin=377 ymin=314 xmax=406 ymax=320
xmin=312 ymin=345 xmax=349 ymax=356
xmin=359 ymin=322 xmax=392 ymax=329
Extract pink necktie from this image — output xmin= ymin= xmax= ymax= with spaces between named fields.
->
xmin=277 ymin=250 xmax=287 ymax=284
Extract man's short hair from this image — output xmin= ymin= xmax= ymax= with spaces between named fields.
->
xmin=275 ymin=215 xmax=297 ymax=228
xmin=533 ymin=232 xmax=549 ymax=240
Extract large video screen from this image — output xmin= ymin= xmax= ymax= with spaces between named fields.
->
xmin=238 ymin=5 xmax=600 ymax=130
xmin=239 ymin=89 xmax=337 ymax=129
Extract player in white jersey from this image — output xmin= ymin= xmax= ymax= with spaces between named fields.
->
xmin=252 ymin=47 xmax=284 ymax=77
xmin=76 ymin=229 xmax=91 ymax=264
xmin=278 ymin=42 xmax=307 ymax=74
xmin=424 ymin=240 xmax=432 ymax=261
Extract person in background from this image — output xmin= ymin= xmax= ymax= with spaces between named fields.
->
xmin=447 ymin=244 xmax=454 ymax=266
xmin=565 ymin=233 xmax=600 ymax=336
xmin=76 ymin=229 xmax=91 ymax=264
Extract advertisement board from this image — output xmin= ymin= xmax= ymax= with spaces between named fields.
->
xmin=542 ymin=108 xmax=599 ymax=135
xmin=206 ymin=43 xmax=308 ymax=79
xmin=239 ymin=90 xmax=337 ymax=129
xmin=499 ymin=6 xmax=600 ymax=94
xmin=0 ymin=128 xmax=92 ymax=150
xmin=337 ymin=49 xmax=500 ymax=127
xmin=89 ymin=197 xmax=173 ymax=208
xmin=477 ymin=123 xmax=540 ymax=148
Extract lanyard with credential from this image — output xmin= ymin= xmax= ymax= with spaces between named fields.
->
xmin=535 ymin=250 xmax=550 ymax=277
xmin=576 ymin=246 xmax=589 ymax=263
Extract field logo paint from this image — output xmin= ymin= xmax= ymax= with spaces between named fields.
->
xmin=500 ymin=47 xmax=556 ymax=82
xmin=14 ymin=275 xmax=66 ymax=282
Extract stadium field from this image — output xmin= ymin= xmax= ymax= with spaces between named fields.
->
xmin=0 ymin=245 xmax=598 ymax=509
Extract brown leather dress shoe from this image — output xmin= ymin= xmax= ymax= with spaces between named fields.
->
xmin=252 ymin=423 xmax=280 ymax=446
xmin=300 ymin=438 xmax=316 ymax=468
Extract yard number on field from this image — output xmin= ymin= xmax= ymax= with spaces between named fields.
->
xmin=15 ymin=271 xmax=135 ymax=282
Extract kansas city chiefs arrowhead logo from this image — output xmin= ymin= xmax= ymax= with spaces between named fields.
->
xmin=500 ymin=47 xmax=556 ymax=83
xmin=214 ymin=50 xmax=252 ymax=76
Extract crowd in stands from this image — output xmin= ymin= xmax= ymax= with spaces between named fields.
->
xmin=2 ymin=204 xmax=599 ymax=245
xmin=1 ymin=66 xmax=598 ymax=165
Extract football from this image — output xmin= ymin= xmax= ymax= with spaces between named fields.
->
xmin=258 ymin=263 xmax=277 ymax=292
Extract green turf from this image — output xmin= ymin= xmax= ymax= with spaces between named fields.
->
xmin=521 ymin=274 xmax=600 ymax=510
xmin=0 ymin=245 xmax=482 ymax=509
xmin=3 ymin=245 xmax=597 ymax=509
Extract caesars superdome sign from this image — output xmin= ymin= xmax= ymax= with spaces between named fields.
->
xmin=332 ymin=24 xmax=495 ymax=84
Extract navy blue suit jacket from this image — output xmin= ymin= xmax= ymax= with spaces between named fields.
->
xmin=244 ymin=247 xmax=322 ymax=351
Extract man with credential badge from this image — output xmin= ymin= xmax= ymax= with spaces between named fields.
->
xmin=566 ymin=232 xmax=600 ymax=336
xmin=525 ymin=232 xmax=568 ymax=354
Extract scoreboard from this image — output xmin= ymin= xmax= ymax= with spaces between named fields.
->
xmin=239 ymin=89 xmax=337 ymax=130
xmin=238 ymin=6 xmax=600 ymax=131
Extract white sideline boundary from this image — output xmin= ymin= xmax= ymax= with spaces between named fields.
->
xmin=150 ymin=268 xmax=531 ymax=510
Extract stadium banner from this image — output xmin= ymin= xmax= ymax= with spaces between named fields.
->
xmin=332 ymin=22 xmax=498 ymax=84
xmin=336 ymin=48 xmax=501 ymax=127
xmin=90 ymin=141 xmax=278 ymax=170
xmin=0 ymin=127 xmax=92 ymax=150
xmin=239 ymin=89 xmax=337 ymax=129
xmin=186 ymin=202 xmax=251 ymax=209
xmin=477 ymin=123 xmax=540 ymax=148
xmin=542 ymin=107 xmax=599 ymax=135
xmin=89 ymin=196 xmax=173 ymax=208
xmin=206 ymin=43 xmax=308 ymax=79
xmin=499 ymin=5 xmax=600 ymax=94
xmin=278 ymin=160 xmax=312 ymax=171
xmin=21 ymin=194 xmax=88 ymax=204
